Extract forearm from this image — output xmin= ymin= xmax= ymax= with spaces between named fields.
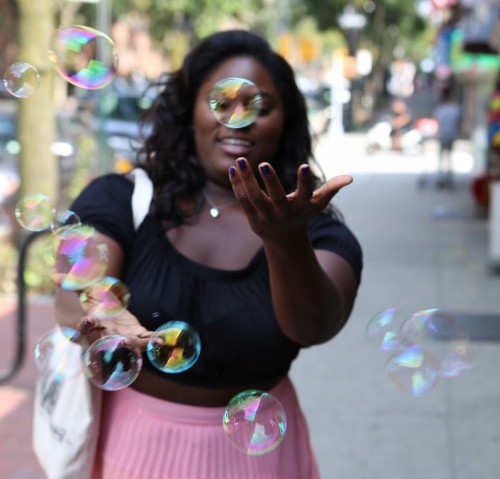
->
xmin=263 ymin=231 xmax=347 ymax=346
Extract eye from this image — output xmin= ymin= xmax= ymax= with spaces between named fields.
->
xmin=209 ymin=98 xmax=231 ymax=112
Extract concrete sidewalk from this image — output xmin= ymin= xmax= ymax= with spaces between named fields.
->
xmin=291 ymin=133 xmax=500 ymax=478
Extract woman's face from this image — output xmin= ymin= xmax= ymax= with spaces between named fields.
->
xmin=193 ymin=56 xmax=284 ymax=185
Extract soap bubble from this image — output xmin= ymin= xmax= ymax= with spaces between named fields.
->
xmin=223 ymin=390 xmax=287 ymax=455
xmin=15 ymin=194 xmax=53 ymax=231
xmin=385 ymin=344 xmax=440 ymax=397
xmin=209 ymin=77 xmax=263 ymax=128
xmin=51 ymin=209 xmax=82 ymax=237
xmin=365 ymin=307 xmax=407 ymax=351
xmin=3 ymin=62 xmax=40 ymax=98
xmin=83 ymin=334 xmax=142 ymax=390
xmin=79 ymin=276 xmax=130 ymax=320
xmin=399 ymin=309 xmax=472 ymax=378
xmin=147 ymin=321 xmax=201 ymax=373
xmin=54 ymin=224 xmax=109 ymax=290
xmin=50 ymin=25 xmax=118 ymax=90
xmin=34 ymin=326 xmax=88 ymax=381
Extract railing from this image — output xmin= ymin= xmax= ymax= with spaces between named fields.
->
xmin=0 ymin=231 xmax=47 ymax=383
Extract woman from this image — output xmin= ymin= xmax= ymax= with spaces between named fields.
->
xmin=56 ymin=29 xmax=363 ymax=478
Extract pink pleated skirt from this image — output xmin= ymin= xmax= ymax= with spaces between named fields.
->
xmin=92 ymin=376 xmax=320 ymax=479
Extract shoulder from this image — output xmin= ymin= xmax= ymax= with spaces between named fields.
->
xmin=70 ymin=173 xmax=136 ymax=249
xmin=78 ymin=173 xmax=134 ymax=198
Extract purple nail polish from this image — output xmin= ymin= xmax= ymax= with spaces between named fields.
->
xmin=261 ymin=164 xmax=271 ymax=177
xmin=229 ymin=166 xmax=236 ymax=177
xmin=237 ymin=158 xmax=247 ymax=171
xmin=301 ymin=165 xmax=311 ymax=178
xmin=83 ymin=318 xmax=92 ymax=328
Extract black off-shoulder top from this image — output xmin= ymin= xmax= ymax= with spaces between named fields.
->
xmin=71 ymin=174 xmax=363 ymax=387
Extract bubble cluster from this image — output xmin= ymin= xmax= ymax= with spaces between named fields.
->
xmin=3 ymin=62 xmax=40 ymax=98
xmin=223 ymin=390 xmax=287 ymax=455
xmin=147 ymin=321 xmax=201 ymax=373
xmin=366 ymin=307 xmax=472 ymax=397
xmin=209 ymin=77 xmax=263 ymax=128
xmin=50 ymin=25 xmax=119 ymax=90
xmin=82 ymin=335 xmax=142 ymax=391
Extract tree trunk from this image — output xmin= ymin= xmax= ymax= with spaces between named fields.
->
xmin=17 ymin=0 xmax=58 ymax=203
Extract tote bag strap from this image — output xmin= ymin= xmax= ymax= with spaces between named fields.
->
xmin=130 ymin=168 xmax=153 ymax=230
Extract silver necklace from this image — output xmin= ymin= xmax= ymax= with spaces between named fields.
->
xmin=204 ymin=193 xmax=238 ymax=218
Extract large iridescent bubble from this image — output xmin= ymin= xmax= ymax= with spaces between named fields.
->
xmin=53 ymin=224 xmax=109 ymax=290
xmin=223 ymin=390 xmax=287 ymax=455
xmin=34 ymin=326 xmax=89 ymax=382
xmin=15 ymin=194 xmax=53 ymax=231
xmin=50 ymin=25 xmax=118 ymax=90
xmin=399 ymin=309 xmax=472 ymax=378
xmin=79 ymin=276 xmax=130 ymax=320
xmin=209 ymin=77 xmax=263 ymax=128
xmin=365 ymin=307 xmax=407 ymax=352
xmin=83 ymin=334 xmax=142 ymax=390
xmin=147 ymin=321 xmax=201 ymax=373
xmin=385 ymin=344 xmax=440 ymax=397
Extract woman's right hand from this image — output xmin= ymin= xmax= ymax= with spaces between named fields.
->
xmin=52 ymin=273 xmax=154 ymax=356
xmin=77 ymin=310 xmax=154 ymax=357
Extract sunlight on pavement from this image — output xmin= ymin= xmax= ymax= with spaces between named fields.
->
xmin=0 ymin=386 xmax=29 ymax=420
xmin=314 ymin=133 xmax=474 ymax=179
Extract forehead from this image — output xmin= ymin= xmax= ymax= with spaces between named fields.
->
xmin=202 ymin=57 xmax=276 ymax=93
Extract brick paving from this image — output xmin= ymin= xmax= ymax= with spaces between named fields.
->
xmin=0 ymin=296 xmax=54 ymax=479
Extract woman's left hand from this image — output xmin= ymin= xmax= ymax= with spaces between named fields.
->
xmin=228 ymin=157 xmax=352 ymax=240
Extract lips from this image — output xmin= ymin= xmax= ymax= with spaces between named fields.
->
xmin=217 ymin=137 xmax=253 ymax=156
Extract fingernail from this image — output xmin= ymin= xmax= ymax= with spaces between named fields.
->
xmin=82 ymin=318 xmax=92 ymax=329
xmin=301 ymin=165 xmax=311 ymax=178
xmin=229 ymin=166 xmax=236 ymax=177
xmin=236 ymin=158 xmax=247 ymax=171
xmin=260 ymin=164 xmax=271 ymax=177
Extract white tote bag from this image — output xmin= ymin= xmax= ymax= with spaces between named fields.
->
xmin=32 ymin=335 xmax=102 ymax=479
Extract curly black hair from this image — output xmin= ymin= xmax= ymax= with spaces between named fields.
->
xmin=137 ymin=29 xmax=324 ymax=226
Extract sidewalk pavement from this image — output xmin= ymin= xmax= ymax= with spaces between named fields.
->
xmin=0 ymin=297 xmax=53 ymax=478
xmin=0 ymin=132 xmax=499 ymax=479
xmin=290 ymin=132 xmax=500 ymax=479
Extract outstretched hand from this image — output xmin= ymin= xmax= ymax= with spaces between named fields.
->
xmin=52 ymin=274 xmax=154 ymax=355
xmin=228 ymin=157 xmax=352 ymax=240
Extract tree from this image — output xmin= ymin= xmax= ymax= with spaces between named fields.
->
xmin=16 ymin=0 xmax=58 ymax=206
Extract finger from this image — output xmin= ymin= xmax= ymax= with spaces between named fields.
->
xmin=235 ymin=158 xmax=266 ymax=197
xmin=123 ymin=335 xmax=151 ymax=354
xmin=258 ymin=163 xmax=287 ymax=205
xmin=78 ymin=316 xmax=102 ymax=334
xmin=313 ymin=175 xmax=353 ymax=209
xmin=295 ymin=165 xmax=314 ymax=203
xmin=229 ymin=158 xmax=264 ymax=214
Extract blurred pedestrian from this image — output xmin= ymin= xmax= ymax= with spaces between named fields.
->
xmin=432 ymin=86 xmax=462 ymax=188
xmin=389 ymin=98 xmax=413 ymax=151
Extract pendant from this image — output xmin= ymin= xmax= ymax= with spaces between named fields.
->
xmin=209 ymin=207 xmax=220 ymax=218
